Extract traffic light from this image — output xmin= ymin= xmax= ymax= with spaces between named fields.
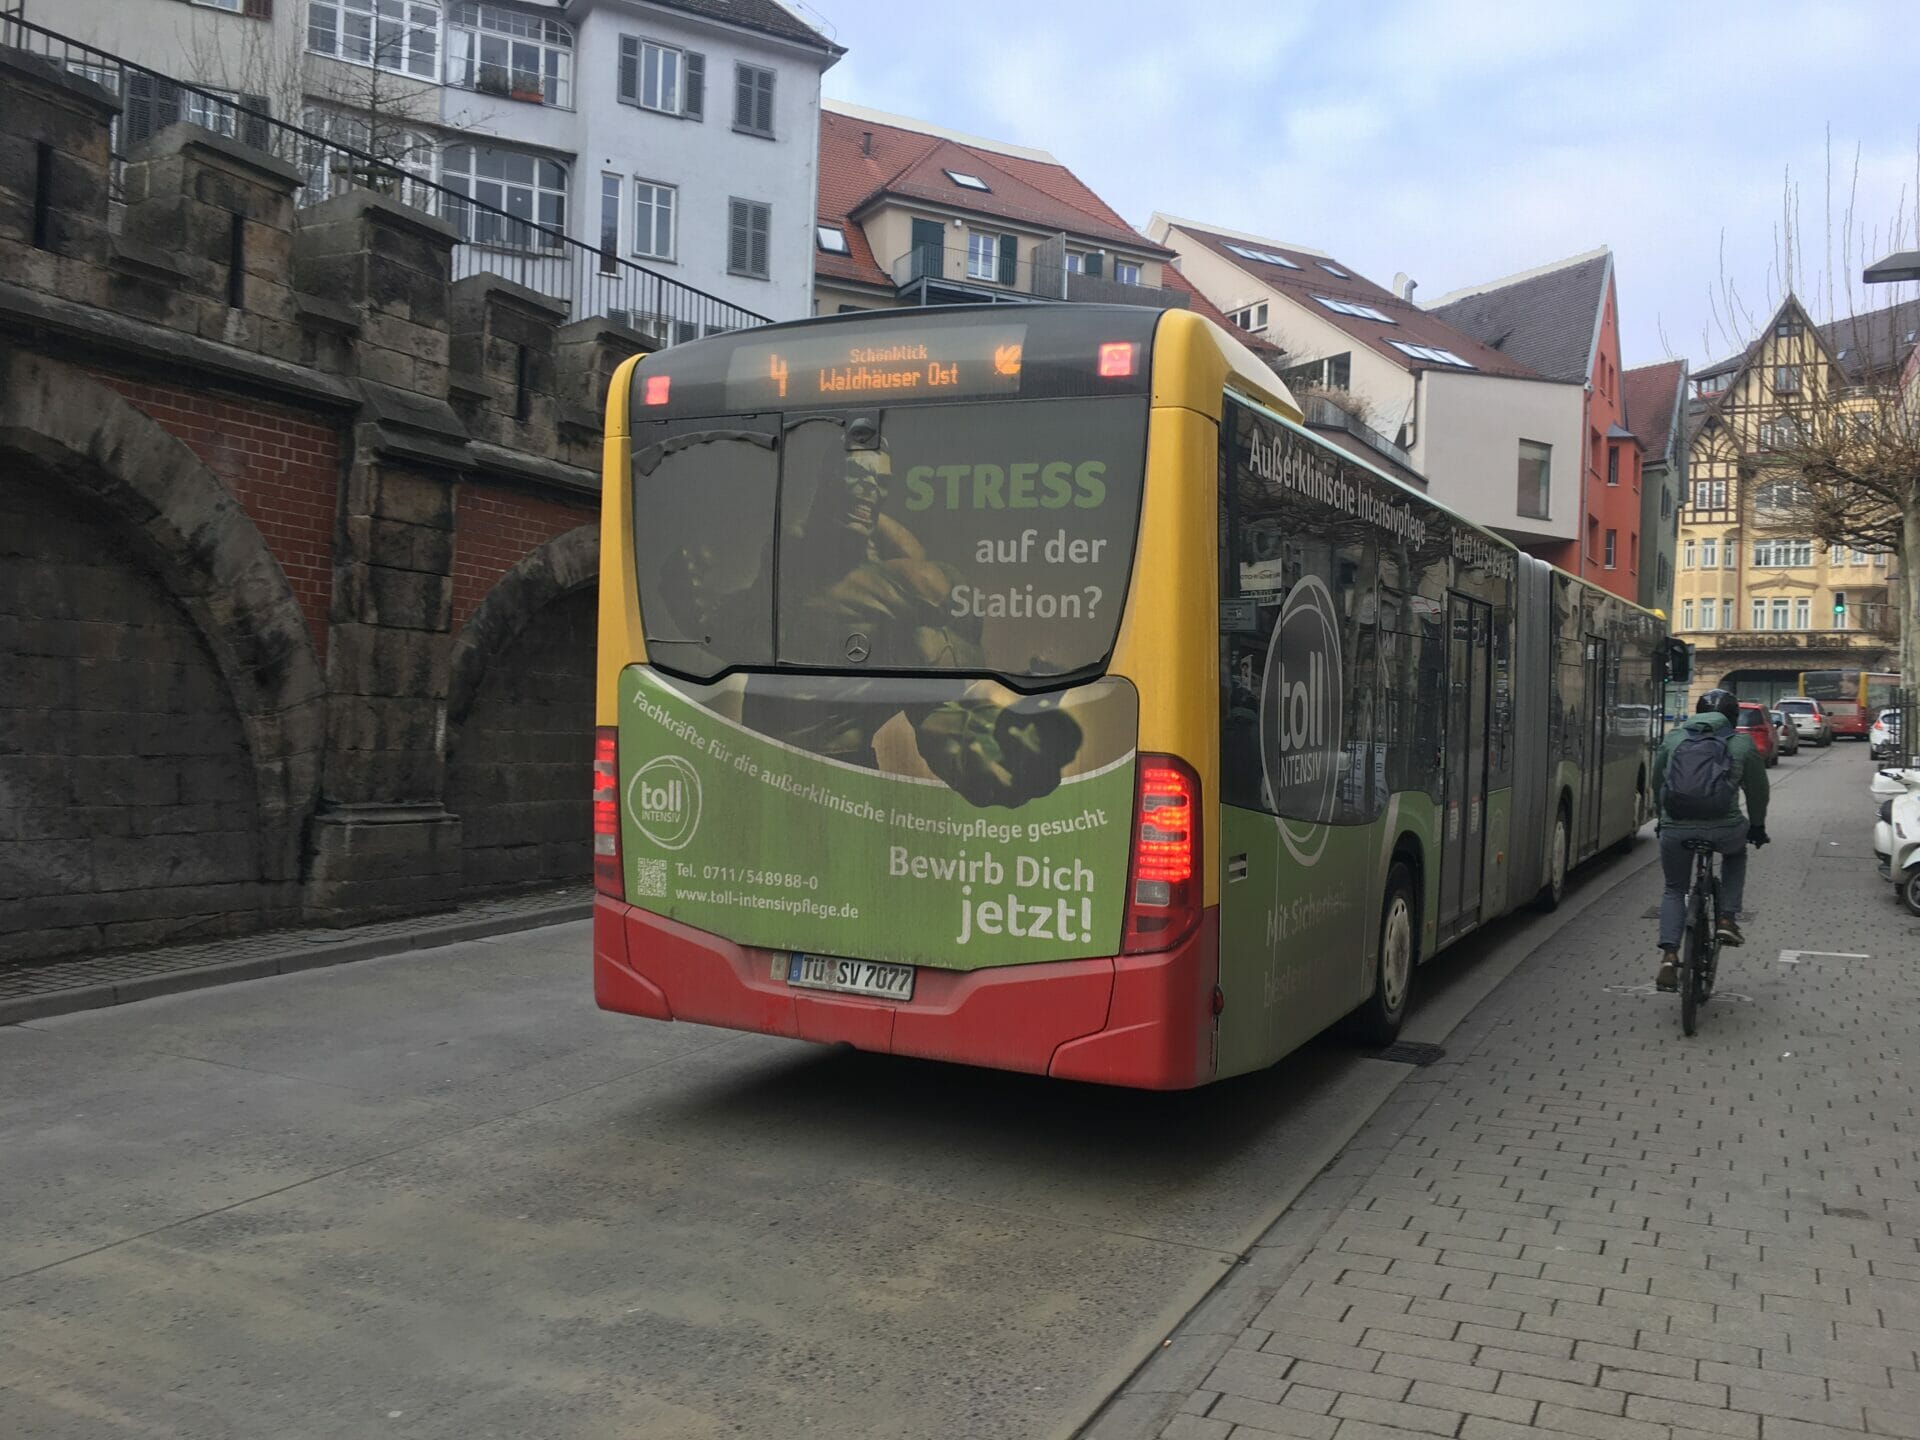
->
xmin=1833 ymin=590 xmax=1848 ymax=627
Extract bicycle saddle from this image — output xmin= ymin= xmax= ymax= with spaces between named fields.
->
xmin=1683 ymin=839 xmax=1718 ymax=853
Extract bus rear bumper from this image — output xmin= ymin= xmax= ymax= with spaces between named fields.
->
xmin=593 ymin=897 xmax=1216 ymax=1090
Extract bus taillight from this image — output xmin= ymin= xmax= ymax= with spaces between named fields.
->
xmin=1123 ymin=755 xmax=1200 ymax=954
xmin=593 ymin=728 xmax=622 ymax=897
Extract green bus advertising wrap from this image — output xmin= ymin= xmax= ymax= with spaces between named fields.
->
xmin=617 ymin=668 xmax=1138 ymax=969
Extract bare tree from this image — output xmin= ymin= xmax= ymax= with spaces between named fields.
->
xmin=1703 ymin=138 xmax=1920 ymax=681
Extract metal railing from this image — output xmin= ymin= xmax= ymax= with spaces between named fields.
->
xmin=1884 ymin=688 xmax=1916 ymax=767
xmin=1 ymin=15 xmax=768 ymax=344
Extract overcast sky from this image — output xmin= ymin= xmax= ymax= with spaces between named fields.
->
xmin=811 ymin=0 xmax=1920 ymax=371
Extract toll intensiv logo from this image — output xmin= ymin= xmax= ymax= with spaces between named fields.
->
xmin=628 ymin=755 xmax=703 ymax=850
xmin=1259 ymin=575 xmax=1343 ymax=864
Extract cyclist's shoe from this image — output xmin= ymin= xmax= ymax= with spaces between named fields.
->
xmin=1716 ymin=916 xmax=1745 ymax=947
xmin=1656 ymin=951 xmax=1680 ymax=991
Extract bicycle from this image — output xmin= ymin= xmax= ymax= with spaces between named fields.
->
xmin=1678 ymin=838 xmax=1723 ymax=1036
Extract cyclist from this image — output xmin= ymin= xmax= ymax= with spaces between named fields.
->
xmin=1651 ymin=688 xmax=1770 ymax=991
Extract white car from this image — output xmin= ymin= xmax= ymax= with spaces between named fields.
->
xmin=1775 ymin=697 xmax=1833 ymax=746
xmin=1871 ymin=708 xmax=1904 ymax=762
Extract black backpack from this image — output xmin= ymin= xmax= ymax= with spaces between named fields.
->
xmin=1666 ymin=725 xmax=1737 ymax=820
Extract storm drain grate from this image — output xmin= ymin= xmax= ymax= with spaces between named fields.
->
xmin=1375 ymin=1042 xmax=1447 ymax=1066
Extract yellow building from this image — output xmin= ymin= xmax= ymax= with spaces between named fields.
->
xmin=1675 ymin=295 xmax=1901 ymax=701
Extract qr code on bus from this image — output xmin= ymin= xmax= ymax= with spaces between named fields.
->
xmin=632 ymin=859 xmax=668 ymax=897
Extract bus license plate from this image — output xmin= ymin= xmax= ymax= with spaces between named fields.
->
xmin=787 ymin=953 xmax=915 ymax=1001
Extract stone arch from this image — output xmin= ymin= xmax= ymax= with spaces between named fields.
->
xmin=0 ymin=348 xmax=329 ymax=895
xmin=445 ymin=523 xmax=598 ymax=892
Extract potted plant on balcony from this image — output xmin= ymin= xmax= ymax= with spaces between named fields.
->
xmin=476 ymin=65 xmax=512 ymax=97
xmin=508 ymin=70 xmax=544 ymax=104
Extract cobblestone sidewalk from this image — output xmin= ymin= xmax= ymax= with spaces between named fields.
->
xmin=0 ymin=882 xmax=591 ymax=1023
xmin=1100 ymin=747 xmax=1920 ymax=1440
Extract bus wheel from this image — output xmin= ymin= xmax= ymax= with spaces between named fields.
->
xmin=1535 ymin=808 xmax=1569 ymax=911
xmin=1354 ymin=863 xmax=1416 ymax=1045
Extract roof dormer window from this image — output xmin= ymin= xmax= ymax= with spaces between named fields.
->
xmin=944 ymin=169 xmax=990 ymax=191
xmin=1224 ymin=242 xmax=1300 ymax=269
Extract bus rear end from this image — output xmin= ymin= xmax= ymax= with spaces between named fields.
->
xmin=1803 ymin=669 xmax=1866 ymax=738
xmin=592 ymin=307 xmax=1218 ymax=1089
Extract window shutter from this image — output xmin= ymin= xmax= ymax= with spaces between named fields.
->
xmin=755 ymin=69 xmax=774 ymax=133
xmin=750 ymin=203 xmax=769 ymax=277
xmin=684 ymin=52 xmax=705 ymax=119
xmin=243 ymin=0 xmax=273 ymax=17
xmin=998 ymin=233 xmax=1017 ymax=285
xmin=728 ymin=200 xmax=749 ymax=273
xmin=618 ymin=37 xmax=638 ymax=102
xmin=733 ymin=65 xmax=752 ymax=129
xmin=1083 ymin=251 xmax=1103 ymax=278
xmin=238 ymin=93 xmax=272 ymax=151
xmin=124 ymin=73 xmax=183 ymax=148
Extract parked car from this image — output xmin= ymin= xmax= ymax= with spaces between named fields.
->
xmin=1775 ymin=697 xmax=1833 ymax=746
xmin=1737 ymin=702 xmax=1779 ymax=767
xmin=1771 ymin=709 xmax=1800 ymax=756
xmin=1871 ymin=708 xmax=1904 ymax=762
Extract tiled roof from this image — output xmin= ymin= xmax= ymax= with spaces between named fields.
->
xmin=650 ymin=0 xmax=842 ymax=54
xmin=1822 ymin=298 xmax=1920 ymax=381
xmin=1159 ymin=264 xmax=1282 ymax=357
xmin=1622 ymin=360 xmax=1686 ymax=466
xmin=1165 ymin=221 xmax=1543 ymax=381
xmin=815 ymin=107 xmax=1166 ymax=291
xmin=1424 ymin=250 xmax=1611 ymax=384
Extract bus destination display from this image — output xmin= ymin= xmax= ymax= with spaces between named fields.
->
xmin=724 ymin=325 xmax=1030 ymax=406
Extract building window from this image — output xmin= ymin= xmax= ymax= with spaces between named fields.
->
xmin=1682 ymin=600 xmax=1694 ymax=630
xmin=1276 ymin=354 xmax=1353 ymax=393
xmin=1774 ymin=364 xmax=1801 ymax=395
xmin=447 ymin=4 xmax=571 ymax=106
xmin=1794 ymin=597 xmax=1810 ymax=629
xmin=1700 ymin=597 xmax=1716 ymax=630
xmin=298 ymin=106 xmax=434 ymax=206
xmin=620 ymin=37 xmax=704 ymax=118
xmin=733 ymin=63 xmax=775 ymax=136
xmin=193 ymin=0 xmax=246 ymax=10
xmin=1631 ymin=533 xmax=1639 ymax=572
xmin=1692 ymin=478 xmax=1727 ymax=510
xmin=308 ymin=0 xmax=441 ymax=80
xmin=1876 ymin=550 xmax=1889 ymax=567
xmin=1701 ymin=538 xmax=1717 ymax=567
xmin=440 ymin=144 xmax=567 ymax=251
xmin=1230 ymin=302 xmax=1269 ymax=332
xmin=1114 ymin=260 xmax=1142 ymax=286
xmin=1604 ymin=529 xmax=1617 ymax=568
xmin=965 ymin=231 xmax=999 ymax=281
xmin=943 ymin=169 xmax=991 ymax=191
xmin=816 ymin=225 xmax=849 ymax=255
xmin=1064 ymin=252 xmax=1084 ymax=274
xmin=1683 ymin=540 xmax=1695 ymax=569
xmin=1316 ymin=295 xmax=1395 ymax=323
xmin=728 ymin=198 xmax=770 ymax=279
xmin=632 ymin=180 xmax=675 ymax=259
xmin=1775 ymin=316 xmax=1804 ymax=338
xmin=1517 ymin=439 xmax=1551 ymax=519
xmin=1771 ymin=598 xmax=1790 ymax=630
xmin=1751 ymin=599 xmax=1766 ymax=630
xmin=1754 ymin=538 xmax=1813 ymax=568
xmin=1693 ymin=372 xmax=1729 ymax=397
xmin=1851 ymin=548 xmax=1867 ymax=566
xmin=1607 ymin=446 xmax=1619 ymax=486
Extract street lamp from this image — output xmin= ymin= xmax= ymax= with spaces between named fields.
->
xmin=1863 ymin=249 xmax=1920 ymax=284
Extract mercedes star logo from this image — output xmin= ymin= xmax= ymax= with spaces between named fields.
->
xmin=845 ymin=632 xmax=870 ymax=663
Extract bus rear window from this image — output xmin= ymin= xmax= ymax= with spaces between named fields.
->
xmin=634 ymin=396 xmax=1148 ymax=683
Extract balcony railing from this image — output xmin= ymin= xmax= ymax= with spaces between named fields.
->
xmin=1 ymin=15 xmax=766 ymax=344
xmin=886 ymin=244 xmax=1188 ymax=310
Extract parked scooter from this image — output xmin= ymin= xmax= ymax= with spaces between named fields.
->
xmin=1871 ymin=765 xmax=1920 ymax=915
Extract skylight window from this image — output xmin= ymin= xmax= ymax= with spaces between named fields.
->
xmin=816 ymin=225 xmax=850 ymax=254
xmin=1390 ymin=340 xmax=1475 ymax=368
xmin=1223 ymin=242 xmax=1300 ymax=269
xmin=1318 ymin=263 xmax=1348 ymax=278
xmin=944 ymin=169 xmax=990 ymax=191
xmin=1315 ymin=295 xmax=1396 ymax=324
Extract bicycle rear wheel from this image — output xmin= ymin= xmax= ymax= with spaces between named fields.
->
xmin=1680 ymin=897 xmax=1703 ymax=1037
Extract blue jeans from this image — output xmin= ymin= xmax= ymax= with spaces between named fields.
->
xmin=1658 ymin=821 xmax=1749 ymax=950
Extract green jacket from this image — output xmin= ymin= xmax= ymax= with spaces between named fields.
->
xmin=1652 ymin=711 xmax=1769 ymax=830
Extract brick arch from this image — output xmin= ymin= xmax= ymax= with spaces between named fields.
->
xmin=0 ymin=348 xmax=327 ymax=885
xmin=446 ymin=522 xmax=599 ymax=734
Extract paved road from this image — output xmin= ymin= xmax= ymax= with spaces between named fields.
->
xmin=1098 ymin=742 xmax=1920 ymax=1440
xmin=0 ymin=753 xmax=1842 ymax=1440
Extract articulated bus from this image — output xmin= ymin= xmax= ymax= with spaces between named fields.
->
xmin=592 ymin=305 xmax=1676 ymax=1089
xmin=1800 ymin=669 xmax=1900 ymax=739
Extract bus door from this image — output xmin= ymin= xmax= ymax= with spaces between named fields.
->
xmin=1581 ymin=635 xmax=1608 ymax=854
xmin=1439 ymin=595 xmax=1491 ymax=937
